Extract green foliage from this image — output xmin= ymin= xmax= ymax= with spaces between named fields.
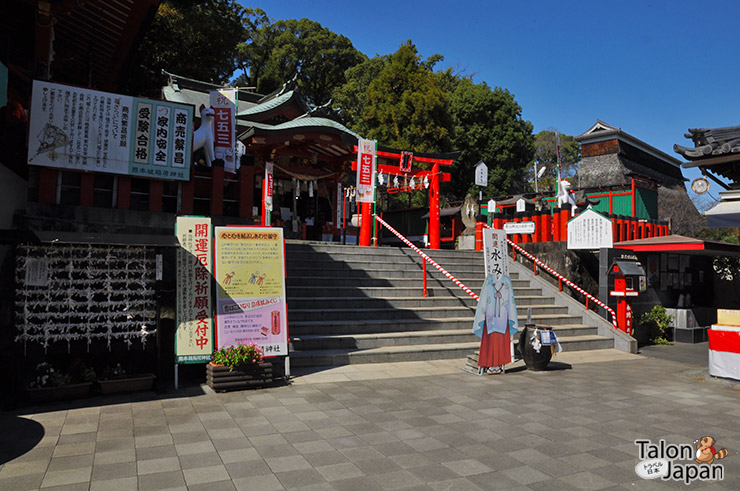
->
xmin=30 ymin=362 xmax=71 ymax=388
xmin=121 ymin=0 xmax=257 ymax=97
xmin=212 ymin=343 xmax=264 ymax=371
xmin=447 ymin=78 xmax=534 ymax=199
xmin=361 ymin=42 xmax=453 ymax=153
xmin=103 ymin=363 xmax=127 ymax=381
xmin=529 ymin=131 xmax=581 ymax=192
xmin=235 ymin=18 xmax=366 ymax=105
xmin=639 ymin=305 xmax=674 ymax=344
xmin=334 ymin=41 xmax=534 ymax=203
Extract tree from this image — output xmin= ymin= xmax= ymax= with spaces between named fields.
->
xmin=235 ymin=18 xmax=366 ymax=106
xmin=360 ymin=42 xmax=453 ymax=153
xmin=121 ymin=0 xmax=255 ymax=97
xmin=529 ymin=130 xmax=581 ymax=192
xmin=448 ymin=78 xmax=534 ymax=199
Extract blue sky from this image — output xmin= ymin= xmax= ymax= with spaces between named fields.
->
xmin=250 ymin=0 xmax=740 ymax=207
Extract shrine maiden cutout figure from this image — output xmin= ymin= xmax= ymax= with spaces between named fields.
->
xmin=473 ymin=273 xmax=519 ymax=375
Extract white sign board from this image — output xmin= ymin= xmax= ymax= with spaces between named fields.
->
xmin=28 ymin=80 xmax=193 ymax=180
xmin=475 ymin=161 xmax=488 ymax=186
xmin=504 ymin=222 xmax=535 ymax=235
xmin=210 ymin=88 xmax=237 ymax=173
xmin=567 ymin=208 xmax=613 ymax=249
xmin=483 ymin=228 xmax=508 ymax=279
xmin=516 ymin=198 xmax=526 ymax=212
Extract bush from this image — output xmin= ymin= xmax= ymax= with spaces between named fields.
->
xmin=639 ymin=305 xmax=674 ymax=344
xmin=212 ymin=343 xmax=264 ymax=371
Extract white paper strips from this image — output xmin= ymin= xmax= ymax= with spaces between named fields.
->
xmin=14 ymin=244 xmax=157 ymax=351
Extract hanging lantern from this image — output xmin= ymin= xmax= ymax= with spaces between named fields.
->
xmin=423 ymin=176 xmax=429 ymax=189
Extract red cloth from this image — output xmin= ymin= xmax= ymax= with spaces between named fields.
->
xmin=708 ymin=329 xmax=740 ymax=354
xmin=478 ymin=326 xmax=511 ymax=367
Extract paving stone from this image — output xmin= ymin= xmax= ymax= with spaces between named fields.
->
xmin=89 ymin=476 xmax=138 ymax=491
xmin=315 ymin=461 xmax=365 ymax=481
xmin=137 ymin=470 xmax=186 ymax=490
xmin=182 ymin=464 xmax=230 ymax=486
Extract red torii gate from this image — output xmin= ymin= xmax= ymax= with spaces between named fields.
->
xmin=353 ymin=147 xmax=455 ymax=249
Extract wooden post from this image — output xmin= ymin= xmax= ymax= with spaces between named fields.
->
xmin=239 ymin=165 xmax=254 ymax=218
xmin=117 ymin=176 xmax=131 ymax=210
xmin=39 ymin=168 xmax=57 ymax=204
xmin=149 ymin=180 xmax=163 ymax=212
xmin=210 ymin=161 xmax=225 ymax=216
xmin=429 ymin=162 xmax=441 ymax=249
xmin=80 ymin=173 xmax=94 ymax=207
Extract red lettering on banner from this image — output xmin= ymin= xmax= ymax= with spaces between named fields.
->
xmin=195 ymin=337 xmax=209 ymax=348
xmin=194 ymin=238 xmax=209 ymax=253
xmin=213 ymin=108 xmax=233 ymax=146
xmin=195 ymin=266 xmax=210 ymax=281
xmin=359 ymin=154 xmax=372 ymax=185
xmin=193 ymin=296 xmax=209 ymax=309
xmin=195 ymin=224 xmax=209 ymax=237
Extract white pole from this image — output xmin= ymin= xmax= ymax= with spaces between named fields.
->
xmin=174 ymin=363 xmax=179 ymax=390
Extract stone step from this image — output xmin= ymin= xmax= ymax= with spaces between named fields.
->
xmin=287 ymin=296 xmax=478 ymax=310
xmin=285 ymin=270 xmax=529 ymax=290
xmin=288 ymin=304 xmax=571 ymax=322
xmin=289 ymin=320 xmax=597 ymax=338
xmin=286 ymin=284 xmax=543 ymax=297
xmin=289 ymin=342 xmax=482 ymax=366
xmin=286 ymin=265 xmax=499 ymax=279
xmin=288 ymin=317 xmax=476 ymax=335
xmin=290 ymin=329 xmax=479 ymax=350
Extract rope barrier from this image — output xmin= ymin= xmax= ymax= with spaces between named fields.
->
xmin=483 ymin=225 xmax=620 ymax=331
xmin=373 ymin=214 xmax=480 ymax=301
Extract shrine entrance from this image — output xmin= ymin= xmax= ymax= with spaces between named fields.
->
xmin=353 ymin=147 xmax=458 ymax=249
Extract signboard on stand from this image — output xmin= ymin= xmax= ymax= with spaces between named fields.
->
xmin=214 ymin=226 xmax=288 ymax=358
xmin=175 ymin=216 xmax=213 ymax=363
xmin=28 ymin=80 xmax=193 ymax=180
xmin=567 ymin=208 xmax=613 ymax=249
xmin=483 ymin=228 xmax=508 ymax=279
xmin=503 ymin=222 xmax=535 ymax=235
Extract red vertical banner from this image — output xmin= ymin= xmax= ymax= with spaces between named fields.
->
xmin=210 ymin=89 xmax=237 ymax=173
xmin=356 ymin=139 xmax=376 ymax=203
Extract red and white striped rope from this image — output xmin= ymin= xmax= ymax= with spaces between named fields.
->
xmin=484 ymin=225 xmax=619 ymax=330
xmin=374 ymin=215 xmax=480 ymax=301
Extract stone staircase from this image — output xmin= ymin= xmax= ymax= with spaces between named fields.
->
xmin=286 ymin=241 xmax=622 ymax=367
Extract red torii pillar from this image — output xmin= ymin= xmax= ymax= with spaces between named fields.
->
xmin=354 ymin=150 xmax=452 ymax=249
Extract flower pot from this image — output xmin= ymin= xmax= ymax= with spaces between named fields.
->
xmin=99 ymin=374 xmax=155 ymax=394
xmin=206 ymin=362 xmax=273 ymax=392
xmin=519 ymin=325 xmax=552 ymax=371
xmin=26 ymin=382 xmax=92 ymax=403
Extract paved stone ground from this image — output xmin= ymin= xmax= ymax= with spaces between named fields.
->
xmin=1 ymin=348 xmax=739 ymax=490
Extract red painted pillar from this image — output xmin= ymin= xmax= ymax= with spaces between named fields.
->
xmin=429 ymin=162 xmax=441 ymax=249
xmin=475 ymin=222 xmax=484 ymax=251
xmin=560 ymin=205 xmax=570 ymax=242
xmin=521 ymin=213 xmax=531 ymax=244
xmin=493 ymin=213 xmax=503 ymax=231
xmin=39 ymin=168 xmax=57 ymax=204
xmin=360 ymin=201 xmax=372 ymax=246
xmin=512 ymin=215 xmax=521 ymax=243
xmin=149 ymin=179 xmax=163 ymax=212
xmin=211 ymin=161 xmax=225 ymax=216
xmin=117 ymin=176 xmax=131 ymax=210
xmin=239 ymin=165 xmax=255 ymax=218
xmin=531 ymin=212 xmax=540 ymax=243
xmin=552 ymin=210 xmax=560 ymax=242
xmin=541 ymin=211 xmax=551 ymax=242
xmin=80 ymin=173 xmax=94 ymax=207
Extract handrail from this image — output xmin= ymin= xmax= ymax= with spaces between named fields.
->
xmin=490 ymin=225 xmax=620 ymax=331
xmin=374 ymin=214 xmax=480 ymax=301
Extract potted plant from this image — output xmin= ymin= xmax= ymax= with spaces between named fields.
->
xmin=26 ymin=362 xmax=92 ymax=403
xmin=207 ymin=343 xmax=273 ymax=391
xmin=99 ymin=363 xmax=155 ymax=394
xmin=639 ymin=305 xmax=674 ymax=345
